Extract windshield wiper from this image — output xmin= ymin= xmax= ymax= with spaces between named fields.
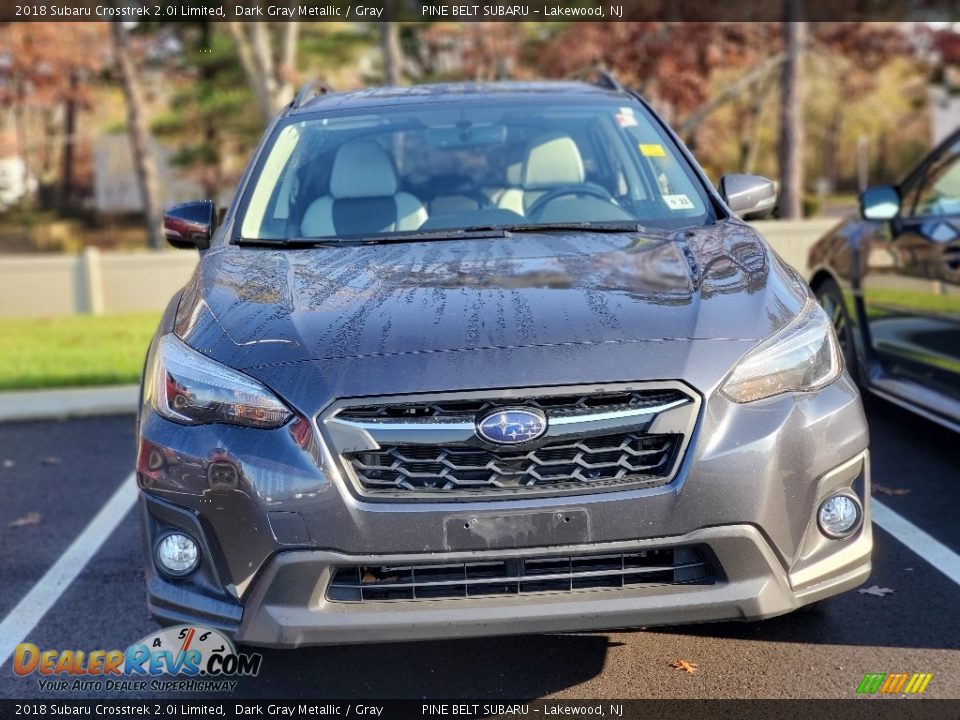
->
xmin=237 ymin=226 xmax=508 ymax=247
xmin=502 ymin=221 xmax=644 ymax=234
xmin=236 ymin=221 xmax=651 ymax=248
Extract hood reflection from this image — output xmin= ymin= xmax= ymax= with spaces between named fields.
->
xmin=175 ymin=221 xmax=805 ymax=369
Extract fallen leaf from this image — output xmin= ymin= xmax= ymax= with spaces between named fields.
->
xmin=873 ymin=485 xmax=910 ymax=496
xmin=858 ymin=585 xmax=895 ymax=597
xmin=670 ymin=660 xmax=698 ymax=674
xmin=41 ymin=457 xmax=60 ymax=466
xmin=9 ymin=512 xmax=42 ymax=528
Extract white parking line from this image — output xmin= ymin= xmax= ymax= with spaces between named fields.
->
xmin=872 ymin=499 xmax=960 ymax=588
xmin=0 ymin=473 xmax=138 ymax=669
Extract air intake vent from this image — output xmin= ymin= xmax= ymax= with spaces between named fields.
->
xmin=328 ymin=546 xmax=713 ymax=602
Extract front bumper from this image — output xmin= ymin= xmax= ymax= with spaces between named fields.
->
xmin=140 ymin=449 xmax=871 ymax=647
xmin=138 ymin=371 xmax=871 ymax=647
xmin=233 ymin=520 xmax=870 ymax=647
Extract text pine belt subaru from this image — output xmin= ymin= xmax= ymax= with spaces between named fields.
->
xmin=139 ymin=78 xmax=871 ymax=647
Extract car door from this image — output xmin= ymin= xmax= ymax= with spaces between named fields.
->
xmin=862 ymin=136 xmax=960 ymax=401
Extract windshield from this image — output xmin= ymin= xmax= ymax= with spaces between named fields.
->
xmin=238 ymin=98 xmax=714 ymax=242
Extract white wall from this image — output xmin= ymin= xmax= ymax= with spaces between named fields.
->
xmin=0 ymin=248 xmax=196 ymax=318
xmin=0 ymin=219 xmax=841 ymax=319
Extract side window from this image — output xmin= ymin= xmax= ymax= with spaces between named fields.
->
xmin=911 ymin=146 xmax=960 ymax=218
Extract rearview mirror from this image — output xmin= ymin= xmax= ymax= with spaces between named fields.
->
xmin=718 ymin=174 xmax=777 ymax=220
xmin=164 ymin=201 xmax=215 ymax=250
xmin=859 ymin=185 xmax=900 ymax=221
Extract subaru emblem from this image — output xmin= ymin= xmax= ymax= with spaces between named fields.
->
xmin=476 ymin=408 xmax=547 ymax=445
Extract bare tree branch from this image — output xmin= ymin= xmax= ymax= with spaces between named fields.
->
xmin=227 ymin=22 xmax=273 ymax=124
xmin=279 ymin=20 xmax=301 ymax=101
xmin=676 ymin=52 xmax=787 ymax=137
xmin=110 ymin=21 xmax=163 ymax=250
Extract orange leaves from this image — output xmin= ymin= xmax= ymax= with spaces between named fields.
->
xmin=670 ymin=659 xmax=698 ymax=674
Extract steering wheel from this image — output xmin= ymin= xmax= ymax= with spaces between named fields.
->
xmin=460 ymin=189 xmax=494 ymax=210
xmin=525 ymin=185 xmax=616 ymax=221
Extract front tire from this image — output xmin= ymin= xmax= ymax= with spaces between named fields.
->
xmin=816 ymin=278 xmax=859 ymax=385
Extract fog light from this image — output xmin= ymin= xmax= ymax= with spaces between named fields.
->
xmin=817 ymin=494 xmax=862 ymax=539
xmin=155 ymin=532 xmax=199 ymax=576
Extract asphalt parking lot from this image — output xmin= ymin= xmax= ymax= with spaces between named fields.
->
xmin=0 ymin=394 xmax=958 ymax=700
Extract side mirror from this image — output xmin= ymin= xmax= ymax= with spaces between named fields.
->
xmin=163 ymin=201 xmax=215 ymax=250
xmin=859 ymin=185 xmax=900 ymax=221
xmin=718 ymin=174 xmax=777 ymax=220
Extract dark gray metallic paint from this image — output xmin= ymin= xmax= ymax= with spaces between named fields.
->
xmin=138 ymin=82 xmax=870 ymax=644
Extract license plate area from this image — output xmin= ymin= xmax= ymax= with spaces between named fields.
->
xmin=443 ymin=508 xmax=589 ymax=547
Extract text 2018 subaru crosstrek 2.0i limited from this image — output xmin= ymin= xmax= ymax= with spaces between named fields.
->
xmin=139 ymin=80 xmax=871 ymax=647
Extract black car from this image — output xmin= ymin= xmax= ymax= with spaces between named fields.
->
xmin=809 ymin=129 xmax=960 ymax=433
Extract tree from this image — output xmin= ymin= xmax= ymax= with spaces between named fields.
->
xmin=111 ymin=21 xmax=163 ymax=250
xmin=227 ymin=18 xmax=300 ymax=124
xmin=150 ymin=22 xmax=263 ymax=199
xmin=0 ymin=23 xmax=104 ymax=210
xmin=381 ymin=10 xmax=402 ymax=85
xmin=778 ymin=17 xmax=806 ymax=219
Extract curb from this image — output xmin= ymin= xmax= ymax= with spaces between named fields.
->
xmin=0 ymin=385 xmax=139 ymax=423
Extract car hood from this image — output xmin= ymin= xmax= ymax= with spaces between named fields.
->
xmin=175 ymin=221 xmax=808 ymax=395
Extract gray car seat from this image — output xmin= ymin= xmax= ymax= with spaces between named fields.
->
xmin=301 ymin=140 xmax=427 ymax=237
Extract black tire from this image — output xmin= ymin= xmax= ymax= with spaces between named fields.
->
xmin=815 ymin=278 xmax=860 ymax=385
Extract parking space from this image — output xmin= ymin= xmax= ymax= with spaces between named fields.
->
xmin=0 ymin=397 xmax=958 ymax=700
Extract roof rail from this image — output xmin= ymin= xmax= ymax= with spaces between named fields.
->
xmin=567 ymin=67 xmax=628 ymax=93
xmin=594 ymin=69 xmax=625 ymax=92
xmin=291 ymin=79 xmax=334 ymax=109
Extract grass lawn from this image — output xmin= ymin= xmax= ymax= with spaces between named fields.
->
xmin=0 ymin=312 xmax=162 ymax=391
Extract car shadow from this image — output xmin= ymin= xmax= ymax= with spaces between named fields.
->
xmin=237 ymin=633 xmax=610 ymax=699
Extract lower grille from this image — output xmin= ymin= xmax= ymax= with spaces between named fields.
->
xmin=328 ymin=546 xmax=713 ymax=602
xmin=347 ymin=432 xmax=680 ymax=493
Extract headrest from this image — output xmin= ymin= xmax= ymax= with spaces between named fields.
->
xmin=330 ymin=140 xmax=398 ymax=199
xmin=522 ymin=132 xmax=585 ymax=189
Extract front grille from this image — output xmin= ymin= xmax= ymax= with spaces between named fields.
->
xmin=346 ymin=432 xmax=680 ymax=493
xmin=327 ymin=546 xmax=713 ymax=602
xmin=323 ymin=384 xmax=699 ymax=500
xmin=336 ymin=389 xmax=688 ymax=421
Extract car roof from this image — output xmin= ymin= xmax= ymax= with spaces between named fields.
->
xmin=285 ymin=81 xmax=634 ymax=116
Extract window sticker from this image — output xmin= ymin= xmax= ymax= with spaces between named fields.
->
xmin=615 ymin=113 xmax=638 ymax=128
xmin=663 ymin=194 xmax=696 ymax=210
xmin=619 ymin=107 xmax=636 ymax=116
xmin=639 ymin=143 xmax=666 ymax=157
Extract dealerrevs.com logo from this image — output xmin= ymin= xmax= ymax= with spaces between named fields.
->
xmin=13 ymin=626 xmax=262 ymax=693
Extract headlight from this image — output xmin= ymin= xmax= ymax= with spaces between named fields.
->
xmin=145 ymin=334 xmax=292 ymax=428
xmin=720 ymin=299 xmax=842 ymax=403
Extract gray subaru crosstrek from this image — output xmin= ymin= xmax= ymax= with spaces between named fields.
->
xmin=138 ymin=79 xmax=871 ymax=647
